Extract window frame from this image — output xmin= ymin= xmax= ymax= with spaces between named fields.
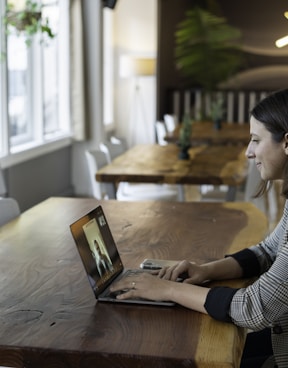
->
xmin=0 ymin=0 xmax=72 ymax=169
xmin=103 ymin=7 xmax=115 ymax=132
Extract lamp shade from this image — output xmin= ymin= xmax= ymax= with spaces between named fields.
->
xmin=132 ymin=58 xmax=155 ymax=76
xmin=119 ymin=56 xmax=156 ymax=78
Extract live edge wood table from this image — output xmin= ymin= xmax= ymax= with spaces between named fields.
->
xmin=165 ymin=121 xmax=250 ymax=146
xmin=96 ymin=143 xmax=248 ymax=201
xmin=0 ymin=197 xmax=268 ymax=368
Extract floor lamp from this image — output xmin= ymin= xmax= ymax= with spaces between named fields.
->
xmin=120 ymin=56 xmax=156 ymax=146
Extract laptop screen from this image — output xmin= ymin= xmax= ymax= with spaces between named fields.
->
xmin=70 ymin=206 xmax=124 ymax=297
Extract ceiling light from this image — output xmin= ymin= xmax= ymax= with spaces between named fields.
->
xmin=275 ymin=35 xmax=288 ymax=48
xmin=275 ymin=11 xmax=288 ymax=48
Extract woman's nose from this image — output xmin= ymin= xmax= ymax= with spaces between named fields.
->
xmin=245 ymin=143 xmax=255 ymax=159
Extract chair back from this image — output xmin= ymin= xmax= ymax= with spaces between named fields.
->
xmin=85 ymin=150 xmax=110 ymax=199
xmin=0 ymin=197 xmax=20 ymax=227
xmin=99 ymin=141 xmax=126 ymax=163
xmin=155 ymin=121 xmax=168 ymax=145
xmin=164 ymin=114 xmax=176 ymax=132
xmin=244 ymin=160 xmax=269 ymax=215
xmin=244 ymin=160 xmax=261 ymax=202
xmin=110 ymin=136 xmax=128 ymax=150
xmin=244 ymin=160 xmax=282 ymax=223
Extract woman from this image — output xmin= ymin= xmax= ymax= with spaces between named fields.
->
xmin=110 ymin=88 xmax=288 ymax=368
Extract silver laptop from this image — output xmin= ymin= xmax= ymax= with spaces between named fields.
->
xmin=70 ymin=205 xmax=175 ymax=306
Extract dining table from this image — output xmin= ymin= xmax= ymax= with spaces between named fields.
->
xmin=0 ymin=196 xmax=268 ymax=368
xmin=165 ymin=121 xmax=250 ymax=146
xmin=96 ymin=143 xmax=249 ymax=201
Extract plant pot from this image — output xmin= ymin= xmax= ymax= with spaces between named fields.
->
xmin=6 ymin=10 xmax=41 ymax=32
xmin=178 ymin=146 xmax=190 ymax=160
xmin=213 ymin=118 xmax=222 ymax=130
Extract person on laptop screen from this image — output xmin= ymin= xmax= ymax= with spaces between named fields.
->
xmin=89 ymin=239 xmax=114 ymax=277
xmin=110 ymin=89 xmax=288 ymax=368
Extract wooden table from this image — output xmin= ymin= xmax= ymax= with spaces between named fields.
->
xmin=96 ymin=143 xmax=249 ymax=201
xmin=165 ymin=121 xmax=250 ymax=146
xmin=0 ymin=197 xmax=268 ymax=368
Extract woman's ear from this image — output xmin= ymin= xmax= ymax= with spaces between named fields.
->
xmin=284 ymin=133 xmax=288 ymax=155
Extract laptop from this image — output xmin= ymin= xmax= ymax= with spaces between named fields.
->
xmin=70 ymin=205 xmax=175 ymax=306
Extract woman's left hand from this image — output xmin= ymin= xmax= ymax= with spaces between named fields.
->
xmin=110 ymin=272 xmax=174 ymax=302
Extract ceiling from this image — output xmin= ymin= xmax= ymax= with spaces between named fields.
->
xmin=219 ymin=0 xmax=288 ymax=56
xmin=218 ymin=0 xmax=288 ymax=89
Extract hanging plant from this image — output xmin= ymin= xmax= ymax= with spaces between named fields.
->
xmin=175 ymin=6 xmax=243 ymax=91
xmin=3 ymin=0 xmax=55 ymax=46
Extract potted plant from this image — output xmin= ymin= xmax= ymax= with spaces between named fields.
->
xmin=174 ymin=4 xmax=244 ymax=121
xmin=175 ymin=5 xmax=243 ymax=91
xmin=3 ymin=0 xmax=55 ymax=46
xmin=210 ymin=93 xmax=225 ymax=130
xmin=178 ymin=113 xmax=192 ymax=159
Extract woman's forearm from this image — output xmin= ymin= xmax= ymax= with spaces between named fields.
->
xmin=169 ymin=282 xmax=210 ymax=313
xmin=200 ymin=256 xmax=243 ymax=281
xmin=167 ymin=257 xmax=242 ymax=313
xmin=168 ymin=257 xmax=242 ymax=312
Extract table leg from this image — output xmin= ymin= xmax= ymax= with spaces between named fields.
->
xmin=104 ymin=183 xmax=117 ymax=199
xmin=177 ymin=184 xmax=185 ymax=201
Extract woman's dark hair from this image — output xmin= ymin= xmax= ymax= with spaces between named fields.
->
xmin=250 ymin=88 xmax=288 ymax=198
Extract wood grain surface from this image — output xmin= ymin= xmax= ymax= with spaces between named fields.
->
xmin=165 ymin=121 xmax=250 ymax=146
xmin=96 ymin=144 xmax=248 ymax=186
xmin=0 ymin=197 xmax=268 ymax=368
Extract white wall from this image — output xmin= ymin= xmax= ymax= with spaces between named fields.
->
xmin=72 ymin=0 xmax=157 ymax=196
xmin=113 ymin=0 xmax=157 ymax=147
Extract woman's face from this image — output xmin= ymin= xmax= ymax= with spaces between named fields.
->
xmin=246 ymin=116 xmax=288 ymax=181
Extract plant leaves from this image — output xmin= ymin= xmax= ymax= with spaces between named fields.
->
xmin=175 ymin=6 xmax=244 ymax=91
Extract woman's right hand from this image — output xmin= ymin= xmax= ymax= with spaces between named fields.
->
xmin=157 ymin=260 xmax=209 ymax=285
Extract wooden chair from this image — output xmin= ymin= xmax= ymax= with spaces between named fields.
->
xmin=0 ymin=197 xmax=20 ymax=227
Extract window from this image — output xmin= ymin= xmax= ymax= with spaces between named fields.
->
xmin=7 ymin=33 xmax=30 ymax=146
xmin=0 ymin=0 xmax=70 ymax=165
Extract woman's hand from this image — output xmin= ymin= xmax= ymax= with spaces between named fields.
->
xmin=157 ymin=260 xmax=209 ymax=284
xmin=109 ymin=268 xmax=210 ymax=313
xmin=110 ymin=272 xmax=174 ymax=302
